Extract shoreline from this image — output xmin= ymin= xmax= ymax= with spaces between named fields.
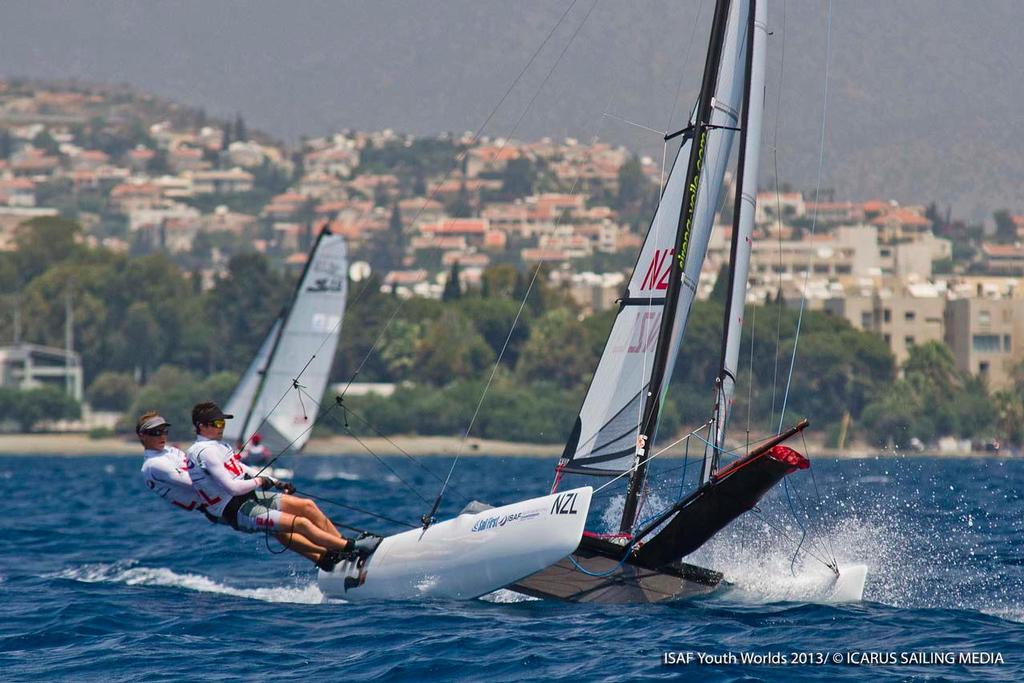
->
xmin=0 ymin=432 xmax=1010 ymax=459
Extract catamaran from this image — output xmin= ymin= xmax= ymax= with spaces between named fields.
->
xmin=509 ymin=0 xmax=865 ymax=603
xmin=318 ymin=0 xmax=865 ymax=602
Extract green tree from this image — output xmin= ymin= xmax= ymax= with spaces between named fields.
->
xmin=234 ymin=113 xmax=248 ymax=142
xmin=458 ymin=297 xmax=531 ymax=368
xmin=32 ymin=129 xmax=60 ymax=155
xmin=126 ymin=365 xmax=239 ymax=437
xmin=411 ymin=309 xmax=492 ymax=385
xmin=447 ymin=182 xmax=473 ymax=218
xmin=516 ymin=308 xmax=595 ymax=390
xmin=442 ymin=261 xmax=462 ymax=302
xmin=379 ymin=319 xmax=422 ymax=378
xmin=86 ymin=371 xmax=139 ymax=411
xmin=860 ymin=380 xmax=925 ymax=447
xmin=203 ymin=253 xmax=289 ymax=374
xmin=994 ymin=209 xmax=1017 ymax=244
xmin=480 ymin=264 xmax=520 ymax=299
xmin=331 ymin=275 xmax=393 ymax=383
xmin=0 ymin=128 xmax=13 ymax=159
xmin=499 ymin=157 xmax=536 ymax=200
xmin=993 ymin=389 xmax=1024 ymax=447
xmin=12 ymin=216 xmax=83 ymax=283
xmin=2 ymin=386 xmax=81 ymax=432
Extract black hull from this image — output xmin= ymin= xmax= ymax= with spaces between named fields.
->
xmin=510 ymin=534 xmax=723 ymax=604
xmin=512 ymin=425 xmax=810 ymax=603
xmin=634 ymin=442 xmax=806 ymax=567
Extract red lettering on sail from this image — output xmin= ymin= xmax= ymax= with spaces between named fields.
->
xmin=639 ymin=248 xmax=674 ymax=291
xmin=627 ymin=311 xmax=661 ymax=353
xmin=656 ymin=249 xmax=674 ymax=289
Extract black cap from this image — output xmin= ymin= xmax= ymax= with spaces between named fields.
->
xmin=192 ymin=402 xmax=234 ymax=427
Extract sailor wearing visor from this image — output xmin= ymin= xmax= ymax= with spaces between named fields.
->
xmin=138 ymin=411 xmax=208 ymax=514
xmin=185 ymin=401 xmax=380 ymax=570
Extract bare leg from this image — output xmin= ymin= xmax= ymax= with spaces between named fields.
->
xmin=275 ymin=532 xmax=327 ymax=563
xmin=279 ymin=495 xmax=342 ymax=538
xmin=277 ymin=512 xmax=351 ymax=552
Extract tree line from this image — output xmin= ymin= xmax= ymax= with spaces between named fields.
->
xmin=0 ymin=215 xmax=1011 ymax=449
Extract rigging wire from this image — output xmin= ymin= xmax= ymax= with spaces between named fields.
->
xmin=767 ymin=0 xmax=787 ymax=432
xmin=315 ymin=402 xmax=432 ymax=506
xmin=802 ymin=431 xmax=839 ymax=567
xmin=250 ymin=390 xmax=344 ymax=479
xmin=243 ymin=1 xmax=596 ymax=507
xmin=291 ymin=384 xmax=468 ymax=504
xmin=292 ymin=488 xmax=418 ymax=531
xmin=749 ymin=506 xmax=837 ymax=574
xmin=592 ymin=421 xmax=713 ymax=495
xmin=777 ymin=0 xmax=833 ymax=432
xmin=427 ymin=1 xmax=607 ymax=520
xmin=337 ymin=0 xmax=589 ymax=399
xmin=331 ymin=0 xmax=587 ymax=351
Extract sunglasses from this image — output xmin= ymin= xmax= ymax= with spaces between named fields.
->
xmin=206 ymin=419 xmax=226 ymax=429
xmin=141 ymin=427 xmax=169 ymax=437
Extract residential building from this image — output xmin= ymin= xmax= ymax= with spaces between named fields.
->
xmin=945 ymin=295 xmax=1024 ymax=390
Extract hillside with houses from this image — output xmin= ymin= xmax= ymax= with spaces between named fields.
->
xmin=4 ymin=80 xmax=1024 ymax=451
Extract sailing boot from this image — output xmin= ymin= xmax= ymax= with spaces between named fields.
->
xmin=315 ymin=549 xmax=343 ymax=572
xmin=351 ymin=534 xmax=383 ymax=559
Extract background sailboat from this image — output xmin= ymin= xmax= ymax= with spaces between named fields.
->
xmin=222 ymin=226 xmax=349 ymax=474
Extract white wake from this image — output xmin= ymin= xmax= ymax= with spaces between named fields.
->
xmin=56 ymin=561 xmax=325 ymax=604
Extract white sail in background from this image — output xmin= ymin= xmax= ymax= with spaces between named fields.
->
xmin=223 ymin=317 xmax=282 ymax=446
xmin=558 ymin=0 xmax=751 ymax=475
xmin=713 ymin=0 xmax=768 ymax=456
xmin=238 ymin=231 xmax=349 ymax=454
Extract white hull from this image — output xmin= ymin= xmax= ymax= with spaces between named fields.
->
xmin=318 ymin=486 xmax=593 ymax=601
xmin=831 ymin=564 xmax=868 ymax=602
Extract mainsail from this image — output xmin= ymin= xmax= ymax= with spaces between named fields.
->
xmin=234 ymin=228 xmax=349 ymax=454
xmin=558 ymin=0 xmax=749 ymax=486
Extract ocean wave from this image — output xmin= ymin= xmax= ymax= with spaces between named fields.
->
xmin=313 ymin=469 xmax=362 ymax=482
xmin=56 ymin=561 xmax=325 ymax=604
xmin=480 ymin=589 xmax=539 ymax=603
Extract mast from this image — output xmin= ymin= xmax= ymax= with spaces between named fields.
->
xmin=705 ymin=0 xmax=766 ymax=481
xmin=620 ymin=0 xmax=736 ymax=533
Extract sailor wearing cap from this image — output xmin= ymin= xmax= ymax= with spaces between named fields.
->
xmin=184 ymin=401 xmax=375 ymax=569
xmin=138 ymin=411 xmax=208 ymax=514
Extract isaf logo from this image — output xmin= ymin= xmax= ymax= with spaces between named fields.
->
xmin=550 ymin=492 xmax=579 ymax=515
xmin=470 ymin=508 xmax=542 ymax=532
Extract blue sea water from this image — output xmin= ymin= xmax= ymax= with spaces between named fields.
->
xmin=1 ymin=451 xmax=1022 ymax=682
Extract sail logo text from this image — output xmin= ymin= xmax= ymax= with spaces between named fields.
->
xmin=551 ymin=492 xmax=579 ymax=515
xmin=677 ymin=131 xmax=707 ymax=272
xmin=470 ymin=510 xmax=541 ymax=533
xmin=639 ymin=249 xmax=674 ymax=291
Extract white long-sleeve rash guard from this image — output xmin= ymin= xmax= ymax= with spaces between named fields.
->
xmin=186 ymin=435 xmax=263 ymax=517
xmin=141 ymin=445 xmax=205 ymax=512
